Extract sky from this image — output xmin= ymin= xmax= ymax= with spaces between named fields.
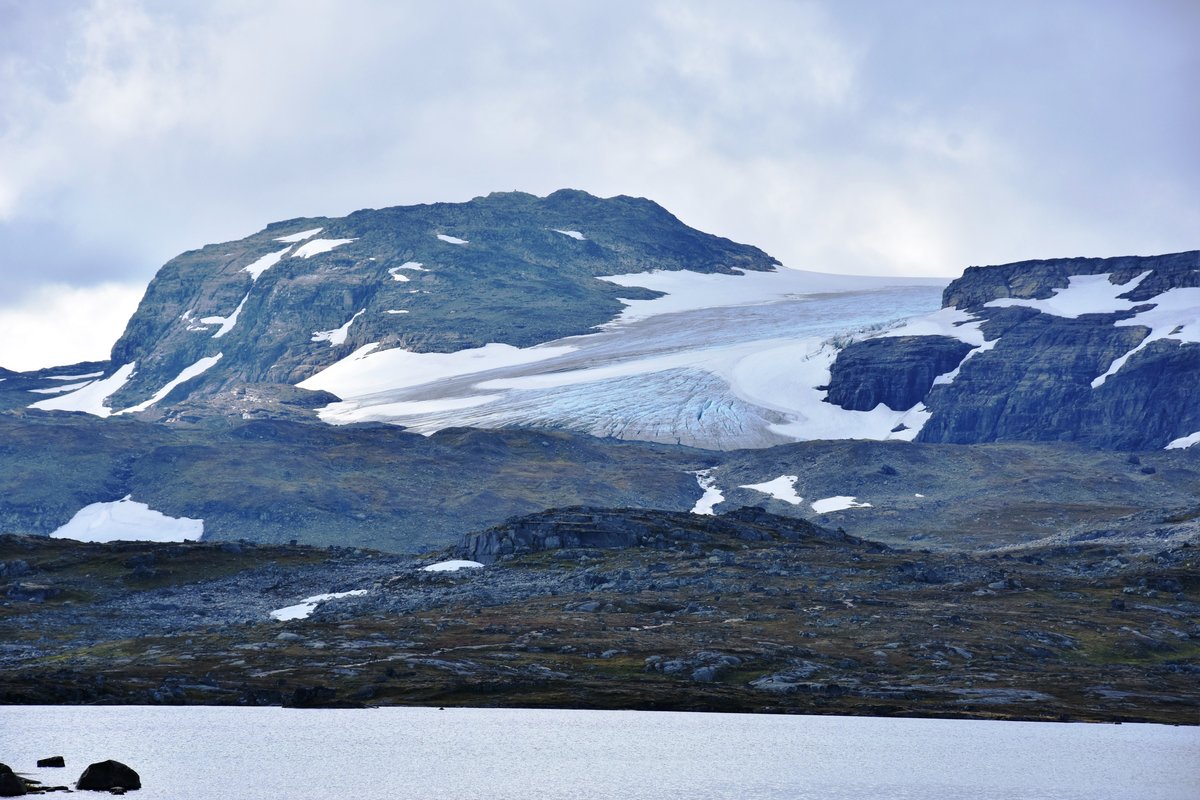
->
xmin=0 ymin=0 xmax=1196 ymax=371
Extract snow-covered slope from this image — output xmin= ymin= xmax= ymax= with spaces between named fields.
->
xmin=298 ymin=269 xmax=943 ymax=449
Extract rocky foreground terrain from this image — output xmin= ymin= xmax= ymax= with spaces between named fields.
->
xmin=2 ymin=504 xmax=1196 ymax=724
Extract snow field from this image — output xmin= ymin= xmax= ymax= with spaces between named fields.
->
xmin=298 ymin=341 xmax=577 ymax=399
xmin=739 ymin=475 xmax=802 ymax=505
xmin=270 ymin=590 xmax=369 ymax=621
xmin=422 ymin=560 xmax=484 ymax=572
xmin=29 ymin=380 xmax=95 ymax=395
xmin=291 ymin=238 xmax=357 ymax=259
xmin=811 ymin=496 xmax=873 ymax=514
xmin=117 ymin=354 xmax=223 ymax=414
xmin=50 ymin=495 xmax=203 ymax=543
xmin=29 ymin=363 xmax=137 ymax=417
xmin=202 ymin=293 xmax=249 ymax=339
xmin=1165 ymin=431 xmax=1200 ymax=450
xmin=274 ymin=227 xmax=323 ymax=243
xmin=242 ymin=246 xmax=293 ymax=281
xmin=312 ymin=310 xmax=366 ymax=346
xmin=690 ymin=469 xmax=724 ymax=515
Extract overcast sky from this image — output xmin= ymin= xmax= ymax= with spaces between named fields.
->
xmin=0 ymin=0 xmax=1196 ymax=370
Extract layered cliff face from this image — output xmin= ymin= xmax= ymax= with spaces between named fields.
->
xmin=51 ymin=190 xmax=778 ymax=414
xmin=825 ymin=251 xmax=1200 ymax=450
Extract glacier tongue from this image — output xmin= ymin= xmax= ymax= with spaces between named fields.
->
xmin=300 ymin=280 xmax=944 ymax=450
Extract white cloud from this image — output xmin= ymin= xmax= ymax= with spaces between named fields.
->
xmin=0 ymin=283 xmax=142 ymax=371
xmin=0 ymin=0 xmax=1195 ymax=374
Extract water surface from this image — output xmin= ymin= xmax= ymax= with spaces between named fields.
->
xmin=3 ymin=706 xmax=1196 ymax=800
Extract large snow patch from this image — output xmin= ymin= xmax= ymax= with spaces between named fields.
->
xmin=51 ymin=495 xmax=203 ymax=543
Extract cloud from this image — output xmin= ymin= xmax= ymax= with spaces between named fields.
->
xmin=0 ymin=0 xmax=1197 ymax=369
xmin=0 ymin=282 xmax=143 ymax=371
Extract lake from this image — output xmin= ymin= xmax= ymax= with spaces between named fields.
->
xmin=2 ymin=706 xmax=1197 ymax=799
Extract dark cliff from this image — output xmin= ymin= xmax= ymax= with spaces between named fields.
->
xmin=825 ymin=251 xmax=1200 ymax=450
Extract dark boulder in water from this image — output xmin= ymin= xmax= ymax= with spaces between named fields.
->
xmin=76 ymin=760 xmax=141 ymax=792
xmin=0 ymin=763 xmax=26 ymax=797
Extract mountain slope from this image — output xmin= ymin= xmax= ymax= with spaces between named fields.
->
xmin=45 ymin=190 xmax=780 ymax=415
xmin=825 ymin=251 xmax=1200 ymax=450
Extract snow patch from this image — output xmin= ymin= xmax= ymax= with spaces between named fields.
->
xmin=985 ymin=272 xmax=1150 ymax=319
xmin=436 ymin=234 xmax=469 ymax=245
xmin=1165 ymin=430 xmax=1200 ymax=450
xmin=1093 ymin=287 xmax=1200 ymax=387
xmin=740 ymin=475 xmax=803 ymax=505
xmin=29 ymin=363 xmax=136 ymax=417
xmin=422 ymin=560 xmax=484 ymax=572
xmin=29 ymin=380 xmax=94 ymax=394
xmin=385 ymin=310 xmax=410 ymax=315
xmin=270 ymin=590 xmax=369 ymax=622
xmin=299 ymin=341 xmax=576 ymax=400
xmin=312 ymin=310 xmax=365 ymax=346
xmin=274 ymin=227 xmax=324 ymax=243
xmin=292 ymin=238 xmax=357 ymax=259
xmin=202 ymin=293 xmax=250 ymax=339
xmin=117 ymin=354 xmax=223 ymax=414
xmin=553 ymin=229 xmax=586 ymax=240
xmin=811 ymin=496 xmax=872 ymax=513
xmin=46 ymin=371 xmax=104 ymax=380
xmin=691 ymin=469 xmax=724 ymax=515
xmin=243 ymin=246 xmax=292 ymax=281
xmin=51 ymin=495 xmax=203 ymax=543
xmin=599 ymin=267 xmax=940 ymax=326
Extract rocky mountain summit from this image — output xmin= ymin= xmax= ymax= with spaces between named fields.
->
xmin=826 ymin=251 xmax=1200 ymax=449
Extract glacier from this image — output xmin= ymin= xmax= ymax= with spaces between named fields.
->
xmin=300 ymin=268 xmax=945 ymax=450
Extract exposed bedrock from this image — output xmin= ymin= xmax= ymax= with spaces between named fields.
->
xmin=825 ymin=335 xmax=973 ymax=411
xmin=457 ymin=505 xmax=845 ymax=564
xmin=823 ymin=251 xmax=1200 ymax=450
xmin=942 ymin=250 xmax=1200 ymax=310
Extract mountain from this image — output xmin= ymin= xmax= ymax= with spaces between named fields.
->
xmin=28 ymin=189 xmax=779 ymax=417
xmin=825 ymin=251 xmax=1200 ymax=450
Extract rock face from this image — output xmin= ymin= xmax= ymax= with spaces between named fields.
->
xmin=825 ymin=336 xmax=973 ymax=411
xmin=458 ymin=505 xmax=845 ymax=563
xmin=76 ymin=760 xmax=141 ymax=792
xmin=826 ymin=251 xmax=1200 ymax=450
xmin=75 ymin=189 xmax=777 ymax=414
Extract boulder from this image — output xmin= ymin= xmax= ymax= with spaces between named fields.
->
xmin=76 ymin=760 xmax=141 ymax=792
xmin=0 ymin=764 xmax=26 ymax=797
xmin=36 ymin=756 xmax=65 ymax=768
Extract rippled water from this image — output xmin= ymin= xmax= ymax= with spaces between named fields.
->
xmin=3 ymin=706 xmax=1196 ymax=800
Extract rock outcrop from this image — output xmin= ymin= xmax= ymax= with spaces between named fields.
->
xmin=825 ymin=251 xmax=1200 ymax=450
xmin=825 ymin=335 xmax=973 ymax=411
xmin=458 ymin=505 xmax=846 ymax=563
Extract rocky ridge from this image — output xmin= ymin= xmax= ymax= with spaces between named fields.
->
xmin=825 ymin=251 xmax=1200 ymax=449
